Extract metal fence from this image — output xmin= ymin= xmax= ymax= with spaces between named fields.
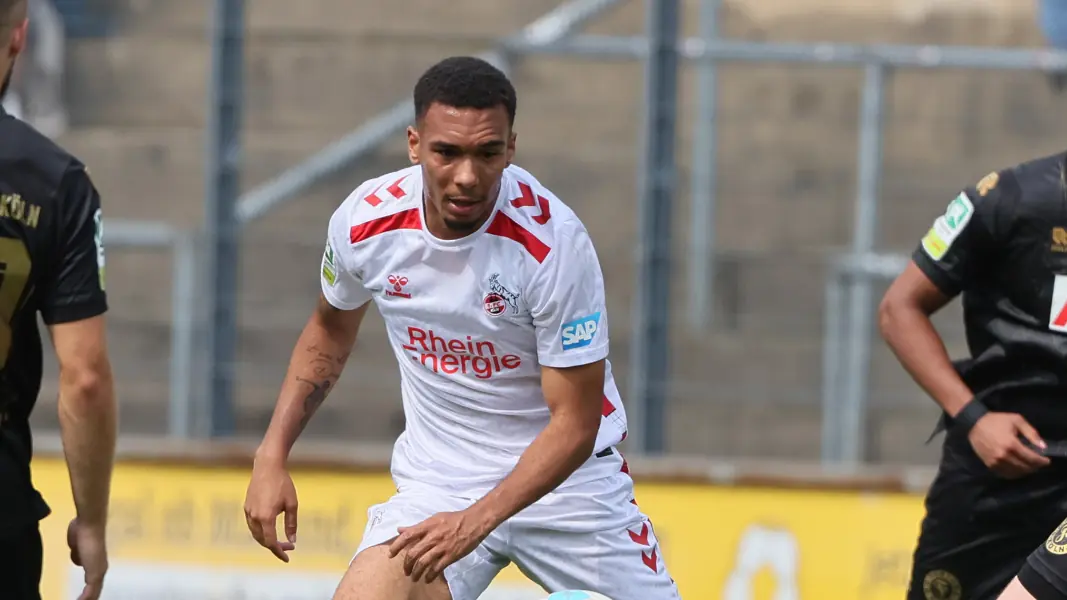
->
xmin=37 ymin=0 xmax=1067 ymax=466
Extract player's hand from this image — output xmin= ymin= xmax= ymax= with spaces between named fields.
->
xmin=67 ymin=517 xmax=108 ymax=600
xmin=967 ymin=412 xmax=1051 ymax=478
xmin=244 ymin=456 xmax=299 ymax=562
xmin=388 ymin=509 xmax=493 ymax=584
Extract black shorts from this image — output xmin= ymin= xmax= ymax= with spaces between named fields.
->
xmin=907 ymin=430 xmax=1067 ymax=600
xmin=1017 ymin=520 xmax=1067 ymax=599
xmin=0 ymin=522 xmax=42 ymax=600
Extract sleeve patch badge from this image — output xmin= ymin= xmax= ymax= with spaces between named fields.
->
xmin=921 ymin=193 xmax=973 ymax=261
xmin=322 ymin=241 xmax=337 ymax=287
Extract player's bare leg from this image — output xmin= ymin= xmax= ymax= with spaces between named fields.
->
xmin=997 ymin=577 xmax=1036 ymax=600
xmin=332 ymin=544 xmax=453 ymax=600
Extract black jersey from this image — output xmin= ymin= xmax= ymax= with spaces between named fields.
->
xmin=0 ymin=107 xmax=107 ymax=534
xmin=912 ymin=150 xmax=1067 ymax=436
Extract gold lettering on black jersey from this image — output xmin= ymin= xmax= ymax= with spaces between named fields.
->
xmin=0 ymin=194 xmax=41 ymax=229
xmin=1053 ymin=227 xmax=1067 ymax=253
xmin=976 ymin=171 xmax=999 ymax=197
xmin=0 ymin=237 xmax=31 ymax=367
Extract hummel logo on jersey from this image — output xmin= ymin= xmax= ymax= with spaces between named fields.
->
xmin=386 ymin=274 xmax=411 ymax=299
xmin=561 ymin=313 xmax=600 ymax=351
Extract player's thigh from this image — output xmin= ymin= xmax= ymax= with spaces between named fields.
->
xmin=1008 ymin=519 xmax=1067 ymax=600
xmin=334 ymin=543 xmax=452 ymax=600
xmin=511 ymin=473 xmax=681 ymax=600
xmin=0 ymin=523 xmax=43 ymax=600
xmin=999 ymin=578 xmax=1039 ymax=600
xmin=341 ymin=489 xmax=507 ymax=600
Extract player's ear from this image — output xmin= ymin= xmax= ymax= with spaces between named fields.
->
xmin=9 ymin=18 xmax=28 ymax=58
xmin=406 ymin=125 xmax=420 ymax=165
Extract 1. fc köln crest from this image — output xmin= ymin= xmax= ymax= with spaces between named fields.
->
xmin=483 ymin=273 xmax=519 ymax=317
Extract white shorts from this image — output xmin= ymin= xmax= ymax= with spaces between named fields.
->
xmin=354 ymin=449 xmax=682 ymax=600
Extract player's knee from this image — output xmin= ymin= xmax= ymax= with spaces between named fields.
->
xmin=333 ymin=544 xmax=453 ymax=600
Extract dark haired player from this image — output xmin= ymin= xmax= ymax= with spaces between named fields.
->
xmin=244 ymin=56 xmax=682 ymax=599
xmin=879 ymin=150 xmax=1067 ymax=599
xmin=0 ymin=1 xmax=117 ymax=599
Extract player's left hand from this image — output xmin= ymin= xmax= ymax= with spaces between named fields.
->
xmin=388 ymin=509 xmax=493 ymax=583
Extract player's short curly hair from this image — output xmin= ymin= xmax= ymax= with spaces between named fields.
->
xmin=413 ymin=56 xmax=517 ymax=127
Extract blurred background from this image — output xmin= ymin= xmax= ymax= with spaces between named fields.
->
xmin=14 ymin=0 xmax=1067 ymax=598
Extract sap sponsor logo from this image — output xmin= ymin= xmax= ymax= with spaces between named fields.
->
xmin=402 ymin=327 xmax=521 ymax=379
xmin=561 ymin=313 xmax=600 ymax=351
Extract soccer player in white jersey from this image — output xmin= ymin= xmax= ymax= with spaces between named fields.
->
xmin=243 ymin=56 xmax=681 ymax=600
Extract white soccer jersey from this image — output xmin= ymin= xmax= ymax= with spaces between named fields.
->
xmin=320 ymin=164 xmax=628 ymax=494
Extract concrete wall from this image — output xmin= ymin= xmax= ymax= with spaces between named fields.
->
xmin=32 ymin=0 xmax=1066 ymax=464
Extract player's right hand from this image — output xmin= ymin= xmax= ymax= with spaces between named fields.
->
xmin=967 ymin=412 xmax=1051 ymax=478
xmin=244 ymin=457 xmax=299 ymax=562
xmin=67 ymin=517 xmax=108 ymax=600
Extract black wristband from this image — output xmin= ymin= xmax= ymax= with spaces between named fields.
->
xmin=952 ymin=399 xmax=989 ymax=433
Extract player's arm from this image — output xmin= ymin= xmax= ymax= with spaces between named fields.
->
xmin=470 ymin=225 xmax=608 ymax=528
xmin=247 ymin=298 xmax=367 ymax=562
xmin=40 ymin=166 xmax=116 ymax=532
xmin=880 ymin=175 xmax=1003 ymax=419
xmin=471 ymin=361 xmax=604 ymax=528
xmin=246 ymin=206 xmax=372 ymax=562
xmin=254 ymin=207 xmax=372 ymax=466
xmin=879 ymin=262 xmax=970 ymax=417
xmin=253 ymin=295 xmax=368 ymax=464
xmin=879 ymin=171 xmax=1048 ymax=475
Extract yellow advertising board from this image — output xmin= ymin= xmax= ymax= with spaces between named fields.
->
xmin=32 ymin=458 xmax=928 ymax=599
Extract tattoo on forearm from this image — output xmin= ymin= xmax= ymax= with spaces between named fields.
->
xmin=295 ymin=377 xmax=331 ymax=431
xmin=294 ymin=344 xmax=350 ymax=431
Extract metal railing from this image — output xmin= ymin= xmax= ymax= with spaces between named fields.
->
xmin=233 ymin=0 xmax=628 ymax=225
xmin=504 ymin=25 xmax=1067 ymax=464
xmin=104 ymin=0 xmax=628 ymax=439
xmin=820 ymin=252 xmax=908 ymax=466
xmin=112 ymin=0 xmax=1067 ymax=458
xmin=104 ymin=220 xmax=197 ymax=438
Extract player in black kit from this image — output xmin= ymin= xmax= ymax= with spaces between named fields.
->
xmin=0 ymin=1 xmax=117 ymax=599
xmin=879 ymin=149 xmax=1067 ymax=600
xmin=996 ymin=180 xmax=1067 ymax=591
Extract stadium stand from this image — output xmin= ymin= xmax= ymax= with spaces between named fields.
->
xmin=29 ymin=0 xmax=1067 ymax=466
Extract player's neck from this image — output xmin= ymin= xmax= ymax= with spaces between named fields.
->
xmin=0 ymin=60 xmax=13 ymax=99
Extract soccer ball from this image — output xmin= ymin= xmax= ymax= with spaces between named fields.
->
xmin=544 ymin=592 xmax=615 ymax=600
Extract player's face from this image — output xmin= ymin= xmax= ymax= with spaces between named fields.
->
xmin=408 ymin=102 xmax=516 ymax=238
